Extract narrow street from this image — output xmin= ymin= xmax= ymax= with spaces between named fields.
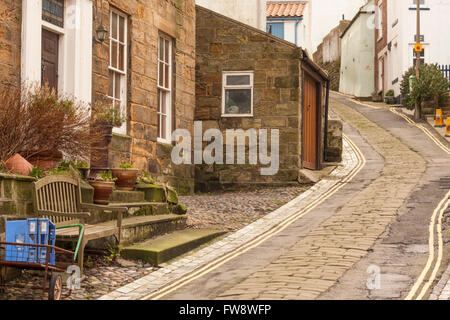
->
xmin=156 ymin=92 xmax=450 ymax=300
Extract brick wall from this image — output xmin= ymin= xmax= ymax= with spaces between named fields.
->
xmin=195 ymin=6 xmax=307 ymax=191
xmin=0 ymin=0 xmax=21 ymax=90
xmin=93 ymin=0 xmax=196 ymax=194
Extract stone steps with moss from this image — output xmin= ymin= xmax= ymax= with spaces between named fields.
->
xmin=121 ymin=229 xmax=226 ymax=266
xmin=96 ymin=214 xmax=188 ymax=246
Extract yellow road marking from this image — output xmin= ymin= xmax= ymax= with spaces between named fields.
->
xmin=348 ymin=98 xmax=381 ymax=110
xmin=388 ymin=107 xmax=450 ymax=300
xmin=405 ymin=194 xmax=450 ymax=300
xmin=142 ymin=134 xmax=366 ymax=300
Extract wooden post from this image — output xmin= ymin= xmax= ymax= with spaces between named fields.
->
xmin=414 ymin=0 xmax=421 ymax=120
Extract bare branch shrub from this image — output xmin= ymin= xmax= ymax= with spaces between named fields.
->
xmin=0 ymin=83 xmax=104 ymax=162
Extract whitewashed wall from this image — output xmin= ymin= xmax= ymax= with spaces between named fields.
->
xmin=196 ymin=0 xmax=267 ymax=31
xmin=384 ymin=0 xmax=450 ymax=96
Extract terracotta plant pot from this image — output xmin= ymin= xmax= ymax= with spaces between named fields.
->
xmin=89 ymin=180 xmax=115 ymax=205
xmin=5 ymin=154 xmax=33 ymax=176
xmin=111 ymin=168 xmax=140 ymax=191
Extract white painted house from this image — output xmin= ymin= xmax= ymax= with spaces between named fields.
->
xmin=310 ymin=0 xmax=368 ymax=52
xmin=266 ymin=1 xmax=313 ymax=54
xmin=339 ymin=0 xmax=375 ymax=98
xmin=195 ymin=0 xmax=267 ymax=31
xmin=379 ymin=0 xmax=450 ymax=97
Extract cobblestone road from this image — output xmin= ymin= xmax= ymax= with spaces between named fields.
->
xmin=215 ymin=98 xmax=426 ymax=300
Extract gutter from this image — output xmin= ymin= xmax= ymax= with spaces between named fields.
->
xmin=295 ymin=18 xmax=301 ymax=46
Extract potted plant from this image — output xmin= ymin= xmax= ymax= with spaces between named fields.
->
xmin=89 ymin=171 xmax=117 ymax=205
xmin=385 ymin=90 xmax=395 ymax=104
xmin=75 ymin=161 xmax=90 ymax=180
xmin=112 ymin=163 xmax=140 ymax=191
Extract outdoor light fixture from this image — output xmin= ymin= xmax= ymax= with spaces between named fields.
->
xmin=96 ymin=24 xmax=108 ymax=43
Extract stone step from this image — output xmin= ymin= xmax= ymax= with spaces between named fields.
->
xmin=96 ymin=214 xmax=188 ymax=246
xmin=110 ymin=190 xmax=146 ymax=203
xmin=121 ymin=229 xmax=226 ymax=266
xmin=110 ymin=202 xmax=170 ymax=216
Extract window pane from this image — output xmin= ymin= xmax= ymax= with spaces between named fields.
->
xmin=161 ymin=115 xmax=166 ymax=139
xmin=119 ymin=16 xmax=125 ymax=42
xmin=159 ymin=62 xmax=164 ymax=87
xmin=160 ymin=91 xmax=166 ymax=115
xmin=115 ymin=73 xmax=121 ymax=100
xmin=224 ymin=89 xmax=252 ymax=115
xmin=108 ymin=70 xmax=114 ymax=97
xmin=226 ymin=75 xmax=251 ymax=86
xmin=165 ymin=64 xmax=170 ymax=89
xmin=165 ymin=39 xmax=170 ymax=63
xmin=111 ymin=41 xmax=118 ymax=68
xmin=119 ymin=44 xmax=125 ymax=71
xmin=111 ymin=13 xmax=118 ymax=40
xmin=159 ymin=37 xmax=164 ymax=61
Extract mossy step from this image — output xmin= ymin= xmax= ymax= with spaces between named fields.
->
xmin=121 ymin=229 xmax=226 ymax=266
xmin=110 ymin=190 xmax=146 ymax=203
xmin=98 ymin=214 xmax=188 ymax=246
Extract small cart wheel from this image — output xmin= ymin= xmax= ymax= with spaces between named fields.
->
xmin=49 ymin=274 xmax=63 ymax=301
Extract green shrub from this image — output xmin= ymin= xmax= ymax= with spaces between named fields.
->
xmin=119 ymin=163 xmax=133 ymax=169
xmin=385 ymin=90 xmax=395 ymax=97
xmin=400 ymin=64 xmax=450 ymax=110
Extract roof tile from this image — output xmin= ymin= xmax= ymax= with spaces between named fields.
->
xmin=267 ymin=1 xmax=306 ymax=18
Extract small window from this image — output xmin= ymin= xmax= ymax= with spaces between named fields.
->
xmin=108 ymin=9 xmax=127 ymax=134
xmin=157 ymin=34 xmax=173 ymax=143
xmin=222 ymin=71 xmax=254 ymax=117
xmin=42 ymin=0 xmax=64 ymax=28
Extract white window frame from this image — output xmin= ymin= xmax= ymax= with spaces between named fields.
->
xmin=222 ymin=71 xmax=254 ymax=118
xmin=157 ymin=33 xmax=173 ymax=144
xmin=108 ymin=9 xmax=128 ymax=135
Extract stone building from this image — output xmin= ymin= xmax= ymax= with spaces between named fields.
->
xmin=195 ymin=6 xmax=329 ymax=191
xmin=0 ymin=0 xmax=196 ymax=194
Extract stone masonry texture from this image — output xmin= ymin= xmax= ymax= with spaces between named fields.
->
xmin=92 ymin=0 xmax=196 ymax=194
xmin=0 ymin=0 xmax=21 ymax=90
xmin=218 ymin=99 xmax=426 ymax=300
xmin=194 ymin=6 xmax=327 ymax=191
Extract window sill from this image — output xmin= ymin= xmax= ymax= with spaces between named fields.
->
xmin=221 ymin=114 xmax=254 ymax=118
xmin=157 ymin=138 xmax=172 ymax=145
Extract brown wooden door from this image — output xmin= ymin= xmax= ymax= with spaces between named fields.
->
xmin=302 ymin=74 xmax=318 ymax=170
xmin=41 ymin=29 xmax=59 ymax=90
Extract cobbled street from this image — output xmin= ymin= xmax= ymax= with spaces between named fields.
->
xmin=159 ymin=93 xmax=450 ymax=300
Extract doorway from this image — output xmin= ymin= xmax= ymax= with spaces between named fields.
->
xmin=302 ymin=73 xmax=319 ymax=170
xmin=41 ymin=29 xmax=59 ymax=91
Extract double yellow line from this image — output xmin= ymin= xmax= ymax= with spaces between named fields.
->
xmin=389 ymin=107 xmax=450 ymax=154
xmin=387 ymin=107 xmax=450 ymax=300
xmin=142 ymin=135 xmax=366 ymax=300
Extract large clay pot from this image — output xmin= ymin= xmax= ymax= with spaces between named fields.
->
xmin=111 ymin=168 xmax=140 ymax=191
xmin=5 ymin=154 xmax=33 ymax=176
xmin=89 ymin=180 xmax=115 ymax=205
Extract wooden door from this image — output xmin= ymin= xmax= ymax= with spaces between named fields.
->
xmin=41 ymin=29 xmax=59 ymax=90
xmin=302 ymin=74 xmax=318 ymax=170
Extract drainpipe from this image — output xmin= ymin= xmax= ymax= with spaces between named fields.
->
xmin=295 ymin=18 xmax=301 ymax=46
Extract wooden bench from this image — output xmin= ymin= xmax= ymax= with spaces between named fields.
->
xmin=32 ymin=175 xmax=127 ymax=274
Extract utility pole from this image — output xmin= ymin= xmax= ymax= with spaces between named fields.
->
xmin=414 ymin=0 xmax=421 ymax=120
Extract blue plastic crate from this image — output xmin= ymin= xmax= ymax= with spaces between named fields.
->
xmin=5 ymin=219 xmax=56 ymax=265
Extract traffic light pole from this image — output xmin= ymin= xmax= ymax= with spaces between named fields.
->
xmin=414 ymin=0 xmax=421 ymax=120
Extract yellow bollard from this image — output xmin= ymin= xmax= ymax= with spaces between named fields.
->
xmin=435 ymin=109 xmax=445 ymax=127
xmin=446 ymin=117 xmax=450 ymax=137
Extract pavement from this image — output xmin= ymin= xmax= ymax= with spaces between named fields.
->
xmin=100 ymin=93 xmax=450 ymax=300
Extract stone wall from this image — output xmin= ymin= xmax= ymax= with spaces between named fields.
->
xmin=326 ymin=120 xmax=343 ymax=163
xmin=0 ymin=0 xmax=22 ymax=90
xmin=195 ymin=6 xmax=305 ymax=191
xmin=92 ymin=0 xmax=196 ymax=194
